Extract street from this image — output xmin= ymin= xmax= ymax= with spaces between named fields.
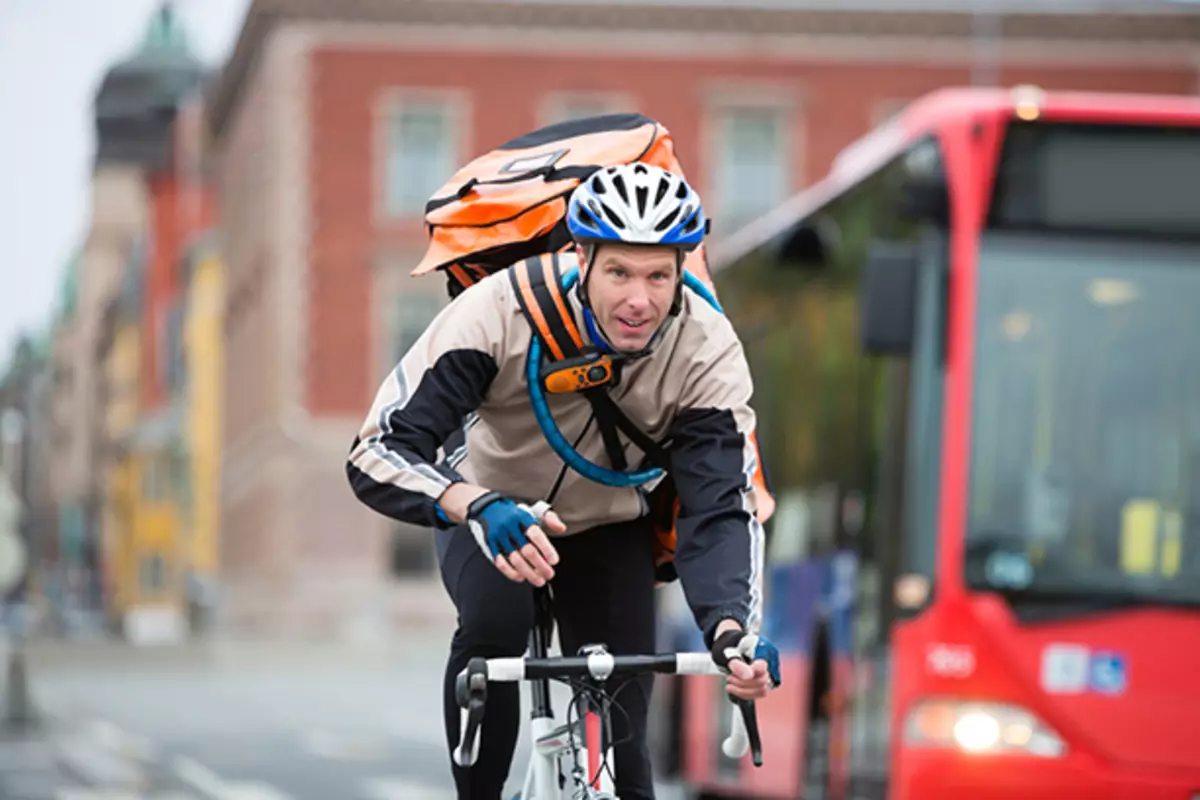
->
xmin=0 ymin=631 xmax=691 ymax=800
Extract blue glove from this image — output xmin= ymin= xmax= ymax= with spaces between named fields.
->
xmin=711 ymin=628 xmax=782 ymax=689
xmin=463 ymin=491 xmax=547 ymax=560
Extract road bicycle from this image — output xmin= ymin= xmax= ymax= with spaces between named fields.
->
xmin=454 ymin=584 xmax=764 ymax=799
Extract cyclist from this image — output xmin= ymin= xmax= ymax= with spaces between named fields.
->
xmin=347 ymin=162 xmax=780 ymax=800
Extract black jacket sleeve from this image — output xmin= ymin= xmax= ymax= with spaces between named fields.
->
xmin=667 ymin=326 xmax=766 ymax=648
xmin=346 ymin=275 xmax=507 ymax=528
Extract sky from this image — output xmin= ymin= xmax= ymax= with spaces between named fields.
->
xmin=0 ymin=0 xmax=252 ymax=361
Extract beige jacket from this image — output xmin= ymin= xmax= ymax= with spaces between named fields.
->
xmin=347 ymin=253 xmax=764 ymax=638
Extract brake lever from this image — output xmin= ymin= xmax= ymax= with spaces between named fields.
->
xmin=734 ymin=697 xmax=764 ymax=767
xmin=454 ymin=657 xmax=488 ymax=767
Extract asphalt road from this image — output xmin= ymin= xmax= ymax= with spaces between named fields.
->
xmin=4 ymin=633 xmax=692 ymax=800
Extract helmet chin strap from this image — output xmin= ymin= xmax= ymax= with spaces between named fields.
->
xmin=577 ymin=245 xmax=685 ymax=359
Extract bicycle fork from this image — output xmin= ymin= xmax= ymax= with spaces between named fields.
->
xmin=525 ymin=588 xmax=615 ymax=799
xmin=524 ymin=584 xmax=565 ymax=799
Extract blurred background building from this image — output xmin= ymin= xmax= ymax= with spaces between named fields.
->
xmin=3 ymin=0 xmax=1199 ymax=643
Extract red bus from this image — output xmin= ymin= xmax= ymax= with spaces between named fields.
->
xmin=668 ymin=86 xmax=1200 ymax=800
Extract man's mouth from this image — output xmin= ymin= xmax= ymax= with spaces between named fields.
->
xmin=618 ymin=318 xmax=649 ymax=331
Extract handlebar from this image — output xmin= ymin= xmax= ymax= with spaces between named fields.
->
xmin=453 ymin=651 xmax=764 ymax=769
xmin=723 ymin=697 xmax=763 ymax=767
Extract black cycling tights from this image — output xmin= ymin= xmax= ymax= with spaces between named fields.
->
xmin=436 ymin=516 xmax=659 ymax=800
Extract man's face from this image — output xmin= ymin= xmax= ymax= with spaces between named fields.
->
xmin=579 ymin=242 xmax=678 ymax=352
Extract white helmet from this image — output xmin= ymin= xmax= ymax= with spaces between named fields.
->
xmin=567 ymin=163 xmax=708 ymax=250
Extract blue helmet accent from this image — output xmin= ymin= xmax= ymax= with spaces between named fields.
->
xmin=582 ymin=309 xmax=616 ymax=355
xmin=567 ymin=163 xmax=708 ymax=251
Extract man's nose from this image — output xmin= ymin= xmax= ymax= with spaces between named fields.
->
xmin=623 ymin=283 xmax=651 ymax=309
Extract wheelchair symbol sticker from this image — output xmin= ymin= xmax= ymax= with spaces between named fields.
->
xmin=1088 ymin=651 xmax=1128 ymax=695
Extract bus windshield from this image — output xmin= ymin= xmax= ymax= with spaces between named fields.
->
xmin=965 ymin=232 xmax=1200 ymax=609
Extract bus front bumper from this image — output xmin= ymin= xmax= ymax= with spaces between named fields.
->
xmin=900 ymin=750 xmax=1200 ymax=800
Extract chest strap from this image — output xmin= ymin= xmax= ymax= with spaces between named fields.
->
xmin=508 ymin=254 xmax=671 ymax=475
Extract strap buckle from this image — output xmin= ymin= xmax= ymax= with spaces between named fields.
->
xmin=539 ymin=351 xmax=613 ymax=394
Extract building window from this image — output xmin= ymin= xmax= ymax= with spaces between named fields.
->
xmin=162 ymin=301 xmax=185 ymax=395
xmin=391 ymin=290 xmax=444 ymax=364
xmin=382 ymin=97 xmax=461 ymax=218
xmin=710 ymin=105 xmax=791 ymax=234
xmin=540 ymin=92 xmax=636 ymax=127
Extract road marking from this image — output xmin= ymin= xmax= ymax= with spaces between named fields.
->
xmin=54 ymin=735 xmax=144 ymax=791
xmin=300 ymin=729 xmax=391 ymax=761
xmin=172 ymin=756 xmax=226 ymax=799
xmin=56 ymin=792 xmax=196 ymax=800
xmin=39 ymin=691 xmax=72 ymax=721
xmin=83 ymin=719 xmax=157 ymax=763
xmin=217 ymin=784 xmax=292 ymax=800
xmin=171 ymin=756 xmax=293 ymax=800
xmin=361 ymin=777 xmax=454 ymax=800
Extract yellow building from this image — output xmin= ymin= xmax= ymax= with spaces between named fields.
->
xmin=97 ymin=237 xmax=223 ymax=645
xmin=99 ymin=239 xmax=191 ymax=643
xmin=99 ymin=247 xmax=144 ymax=633
xmin=101 ymin=322 xmax=141 ymax=625
xmin=182 ymin=238 xmax=224 ymax=631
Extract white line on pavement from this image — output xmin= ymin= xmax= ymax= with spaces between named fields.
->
xmin=171 ymin=755 xmax=228 ymax=800
xmin=83 ymin=719 xmax=157 ymax=763
xmin=299 ymin=729 xmax=391 ymax=761
xmin=171 ymin=756 xmax=294 ymax=800
xmin=360 ymin=777 xmax=455 ymax=800
xmin=217 ymin=783 xmax=293 ymax=800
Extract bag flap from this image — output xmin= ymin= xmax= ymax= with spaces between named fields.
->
xmin=411 ymin=112 xmax=692 ymax=286
xmin=412 ymin=196 xmax=571 ymax=277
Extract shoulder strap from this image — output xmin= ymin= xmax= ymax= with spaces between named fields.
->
xmin=508 ymin=254 xmax=586 ymax=362
xmin=509 ymin=254 xmax=671 ymax=474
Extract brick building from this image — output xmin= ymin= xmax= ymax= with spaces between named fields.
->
xmin=204 ymin=0 xmax=1200 ymax=636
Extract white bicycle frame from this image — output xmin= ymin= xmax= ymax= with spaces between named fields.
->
xmin=450 ymin=502 xmax=766 ymax=797
xmin=454 ymin=585 xmax=759 ymax=800
xmin=455 ymin=650 xmax=754 ymax=800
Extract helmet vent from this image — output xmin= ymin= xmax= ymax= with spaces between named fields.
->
xmin=577 ymin=205 xmax=601 ymax=229
xmin=654 ymin=177 xmax=670 ymax=206
xmin=635 ymin=186 xmax=649 ymax=217
xmin=600 ymin=202 xmax=626 ymax=230
xmin=612 ymin=173 xmax=630 ymax=205
xmin=655 ymin=208 xmax=681 ymax=232
xmin=680 ymin=208 xmax=700 ymax=234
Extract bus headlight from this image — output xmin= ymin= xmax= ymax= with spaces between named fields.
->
xmin=904 ymin=700 xmax=1066 ymax=758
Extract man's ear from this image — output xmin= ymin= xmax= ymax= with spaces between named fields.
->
xmin=576 ymin=243 xmax=599 ymax=270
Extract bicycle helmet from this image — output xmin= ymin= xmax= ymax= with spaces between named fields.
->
xmin=566 ymin=164 xmax=709 ymax=356
xmin=567 ymin=163 xmax=708 ymax=251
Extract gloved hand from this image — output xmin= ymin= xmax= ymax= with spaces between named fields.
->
xmin=464 ymin=491 xmax=560 ymax=585
xmin=711 ymin=628 xmax=782 ymax=700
